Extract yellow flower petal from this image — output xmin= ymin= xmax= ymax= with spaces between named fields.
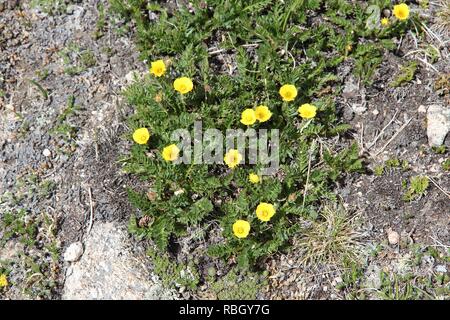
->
xmin=0 ymin=274 xmax=8 ymax=288
xmin=297 ymin=103 xmax=317 ymax=119
xmin=279 ymin=84 xmax=297 ymax=102
xmin=162 ymin=144 xmax=180 ymax=162
xmin=150 ymin=60 xmax=166 ymax=77
xmin=224 ymin=149 xmax=242 ymax=169
xmin=173 ymin=77 xmax=194 ymax=94
xmin=233 ymin=220 xmax=250 ymax=238
xmin=381 ymin=17 xmax=389 ymax=26
xmin=249 ymin=173 xmax=260 ymax=184
xmin=256 ymin=202 xmax=276 ymax=222
xmin=254 ymin=105 xmax=272 ymax=122
xmin=393 ymin=3 xmax=409 ymax=21
xmin=132 ymin=128 xmax=150 ymax=145
xmin=240 ymin=109 xmax=257 ymax=126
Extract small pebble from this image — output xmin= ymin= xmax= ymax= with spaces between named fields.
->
xmin=387 ymin=229 xmax=400 ymax=245
xmin=418 ymin=105 xmax=427 ymax=113
xmin=43 ymin=148 xmax=51 ymax=157
xmin=64 ymin=242 xmax=84 ymax=262
xmin=436 ymin=265 xmax=447 ymax=273
xmin=174 ymin=189 xmax=184 ymax=196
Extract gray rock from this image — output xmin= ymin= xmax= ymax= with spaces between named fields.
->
xmin=436 ymin=265 xmax=447 ymax=273
xmin=62 ymin=222 xmax=177 ymax=300
xmin=64 ymin=242 xmax=84 ymax=262
xmin=427 ymin=104 xmax=450 ymax=147
xmin=343 ymin=76 xmax=359 ymax=99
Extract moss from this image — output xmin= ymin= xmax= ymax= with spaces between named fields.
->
xmin=80 ymin=50 xmax=96 ymax=68
xmin=208 ymin=268 xmax=266 ymax=300
xmin=442 ymin=159 xmax=450 ymax=171
xmin=147 ymin=249 xmax=200 ymax=290
xmin=403 ymin=176 xmax=429 ymax=201
xmin=374 ymin=165 xmax=384 ymax=176
xmin=390 ymin=61 xmax=418 ymax=87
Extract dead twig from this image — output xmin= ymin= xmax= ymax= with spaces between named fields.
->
xmin=86 ymin=187 xmax=94 ymax=236
xmin=366 ymin=110 xmax=399 ymax=151
xmin=372 ymin=118 xmax=412 ymax=157
xmin=428 ymin=176 xmax=450 ymax=199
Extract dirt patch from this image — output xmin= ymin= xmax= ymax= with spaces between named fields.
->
xmin=0 ymin=0 xmax=158 ymax=299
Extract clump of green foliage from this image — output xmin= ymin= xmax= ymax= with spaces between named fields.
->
xmin=58 ymin=43 xmax=96 ymax=76
xmin=30 ymin=0 xmax=70 ymax=15
xmin=115 ymin=0 xmax=413 ymax=269
xmin=51 ymin=95 xmax=81 ymax=153
xmin=403 ymin=175 xmax=429 ymax=201
xmin=374 ymin=158 xmax=409 ymax=176
xmin=442 ymin=158 xmax=450 ymax=171
xmin=432 ymin=145 xmax=447 ymax=154
xmin=1 ymin=210 xmax=38 ymax=247
xmin=390 ymin=60 xmax=418 ymax=87
xmin=93 ymin=2 xmax=107 ymax=39
xmin=147 ymin=249 xmax=200 ymax=290
xmin=0 ymin=209 xmax=59 ymax=299
xmin=296 ymin=205 xmax=363 ymax=267
xmin=207 ymin=267 xmax=266 ymax=300
xmin=378 ymin=269 xmax=450 ymax=300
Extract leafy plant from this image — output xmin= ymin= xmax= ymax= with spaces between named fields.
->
xmin=403 ymin=175 xmax=429 ymax=201
xmin=390 ymin=60 xmax=418 ymax=87
xmin=114 ymin=0 xmax=413 ymax=269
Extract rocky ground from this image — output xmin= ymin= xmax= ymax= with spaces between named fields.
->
xmin=0 ymin=0 xmax=175 ymax=299
xmin=0 ymin=0 xmax=449 ymax=300
xmin=263 ymin=4 xmax=450 ymax=298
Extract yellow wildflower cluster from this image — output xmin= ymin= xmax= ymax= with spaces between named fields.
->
xmin=232 ymin=202 xmax=276 ymax=238
xmin=240 ymin=105 xmax=273 ymax=126
xmin=144 ymin=61 xmax=323 ymax=240
xmin=134 ymin=60 xmax=196 ymax=161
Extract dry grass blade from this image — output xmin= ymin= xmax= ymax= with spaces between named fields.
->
xmin=296 ymin=205 xmax=364 ymax=268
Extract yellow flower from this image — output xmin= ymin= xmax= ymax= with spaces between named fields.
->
xmin=298 ymin=103 xmax=317 ymax=119
xmin=149 ymin=60 xmax=166 ymax=77
xmin=0 ymin=274 xmax=8 ymax=288
xmin=233 ymin=220 xmax=250 ymax=239
xmin=256 ymin=202 xmax=276 ymax=222
xmin=173 ymin=77 xmax=194 ymax=94
xmin=224 ymin=149 xmax=242 ymax=169
xmin=240 ymin=109 xmax=257 ymax=126
xmin=254 ymin=105 xmax=272 ymax=122
xmin=393 ymin=3 xmax=410 ymax=20
xmin=279 ymin=84 xmax=297 ymax=102
xmin=162 ymin=144 xmax=180 ymax=162
xmin=249 ymin=173 xmax=260 ymax=184
xmin=381 ymin=17 xmax=389 ymax=26
xmin=132 ymin=128 xmax=150 ymax=145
